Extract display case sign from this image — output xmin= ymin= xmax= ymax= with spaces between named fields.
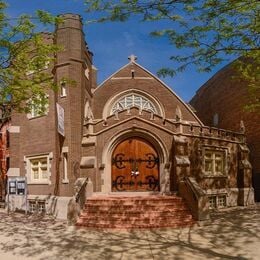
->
xmin=9 ymin=180 xmax=17 ymax=195
xmin=17 ymin=180 xmax=26 ymax=195
xmin=8 ymin=177 xmax=27 ymax=196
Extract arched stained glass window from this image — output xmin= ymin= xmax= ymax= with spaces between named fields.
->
xmin=111 ymin=94 xmax=157 ymax=115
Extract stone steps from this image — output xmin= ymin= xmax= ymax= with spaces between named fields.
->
xmin=76 ymin=195 xmax=195 ymax=229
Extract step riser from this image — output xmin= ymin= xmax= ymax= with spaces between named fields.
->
xmin=81 ymin=211 xmax=191 ymax=216
xmin=84 ymin=205 xmax=187 ymax=212
xmin=79 ymin=215 xmax=193 ymax=221
xmin=78 ymin=219 xmax=193 ymax=225
xmin=76 ymin=223 xmax=195 ymax=229
xmin=87 ymin=200 xmax=184 ymax=204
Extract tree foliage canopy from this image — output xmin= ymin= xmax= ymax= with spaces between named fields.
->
xmin=0 ymin=1 xmax=61 ymax=115
xmin=84 ymin=0 xmax=259 ymax=110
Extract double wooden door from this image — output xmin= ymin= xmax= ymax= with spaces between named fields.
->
xmin=112 ymin=137 xmax=159 ymax=191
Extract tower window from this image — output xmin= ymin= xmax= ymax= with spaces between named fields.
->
xmin=131 ymin=69 xmax=135 ymax=79
xmin=213 ymin=113 xmax=219 ymax=127
xmin=60 ymin=81 xmax=67 ymax=97
xmin=28 ymin=95 xmax=49 ymax=119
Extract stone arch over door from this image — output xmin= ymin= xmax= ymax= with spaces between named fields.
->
xmin=111 ymin=137 xmax=160 ymax=192
xmin=100 ymin=129 xmax=169 ymax=193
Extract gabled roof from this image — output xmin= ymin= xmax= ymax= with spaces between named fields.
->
xmin=94 ymin=58 xmax=203 ymax=125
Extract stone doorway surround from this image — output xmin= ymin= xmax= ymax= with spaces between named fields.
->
xmin=100 ymin=129 xmax=169 ymax=194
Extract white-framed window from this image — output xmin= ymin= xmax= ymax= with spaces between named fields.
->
xmin=25 ymin=153 xmax=52 ymax=184
xmin=110 ymin=94 xmax=157 ymax=115
xmin=28 ymin=95 xmax=49 ymax=119
xmin=204 ymin=149 xmax=226 ymax=176
xmin=31 ymin=157 xmax=48 ymax=181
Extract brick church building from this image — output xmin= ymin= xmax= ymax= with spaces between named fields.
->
xmin=4 ymin=14 xmax=255 ymax=220
xmin=191 ymin=63 xmax=260 ymax=201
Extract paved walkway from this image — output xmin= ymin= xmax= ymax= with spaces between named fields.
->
xmin=0 ymin=205 xmax=260 ymax=260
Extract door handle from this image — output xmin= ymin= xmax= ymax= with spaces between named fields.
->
xmin=131 ymin=159 xmax=139 ymax=176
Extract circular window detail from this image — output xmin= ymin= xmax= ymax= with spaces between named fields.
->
xmin=110 ymin=94 xmax=158 ymax=115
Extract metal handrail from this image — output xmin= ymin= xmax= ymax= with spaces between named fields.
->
xmin=75 ymin=177 xmax=88 ymax=203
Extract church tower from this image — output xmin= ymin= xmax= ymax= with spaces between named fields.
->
xmin=54 ymin=14 xmax=94 ymax=195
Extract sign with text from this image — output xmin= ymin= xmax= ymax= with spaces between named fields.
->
xmin=56 ymin=103 xmax=65 ymax=137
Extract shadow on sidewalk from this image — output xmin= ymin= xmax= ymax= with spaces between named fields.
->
xmin=0 ymin=205 xmax=259 ymax=260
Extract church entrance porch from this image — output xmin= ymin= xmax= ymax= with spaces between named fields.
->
xmin=111 ymin=137 xmax=160 ymax=192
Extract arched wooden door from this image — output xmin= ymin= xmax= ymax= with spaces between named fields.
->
xmin=112 ymin=137 xmax=160 ymax=191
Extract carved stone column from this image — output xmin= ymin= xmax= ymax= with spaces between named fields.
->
xmin=238 ymin=143 xmax=255 ymax=205
xmin=173 ymin=136 xmax=190 ymax=191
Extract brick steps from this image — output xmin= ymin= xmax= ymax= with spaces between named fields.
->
xmin=83 ymin=209 xmax=191 ymax=215
xmin=76 ymin=195 xmax=195 ymax=229
xmin=79 ymin=213 xmax=193 ymax=221
xmin=85 ymin=204 xmax=187 ymax=213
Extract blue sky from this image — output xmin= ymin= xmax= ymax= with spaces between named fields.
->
xmin=5 ymin=0 xmax=231 ymax=102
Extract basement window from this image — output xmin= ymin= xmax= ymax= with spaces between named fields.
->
xmin=209 ymin=196 xmax=217 ymax=209
xmin=29 ymin=200 xmax=37 ymax=213
xmin=208 ymin=195 xmax=227 ymax=209
xmin=218 ymin=195 xmax=227 ymax=208
xmin=29 ymin=200 xmax=46 ymax=214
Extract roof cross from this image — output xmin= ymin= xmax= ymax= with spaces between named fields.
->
xmin=128 ymin=54 xmax=137 ymax=63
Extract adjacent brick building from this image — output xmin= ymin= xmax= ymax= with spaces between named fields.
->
xmin=0 ymin=110 xmax=11 ymax=202
xmin=6 ymin=14 xmax=255 ymax=218
xmin=190 ymin=63 xmax=260 ymax=201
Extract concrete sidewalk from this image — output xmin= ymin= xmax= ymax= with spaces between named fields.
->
xmin=0 ymin=205 xmax=260 ymax=260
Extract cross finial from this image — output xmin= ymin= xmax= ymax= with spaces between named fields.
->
xmin=128 ymin=54 xmax=137 ymax=63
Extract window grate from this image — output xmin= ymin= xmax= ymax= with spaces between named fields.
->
xmin=29 ymin=200 xmax=46 ymax=214
xmin=208 ymin=195 xmax=227 ymax=209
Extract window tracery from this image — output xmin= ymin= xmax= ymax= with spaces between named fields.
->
xmin=110 ymin=94 xmax=157 ymax=115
